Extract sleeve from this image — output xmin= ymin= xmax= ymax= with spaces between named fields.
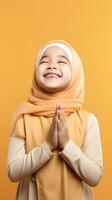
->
xmin=7 ymin=136 xmax=54 ymax=182
xmin=59 ymin=113 xmax=103 ymax=187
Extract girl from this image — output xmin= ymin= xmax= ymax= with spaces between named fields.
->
xmin=7 ymin=40 xmax=103 ymax=200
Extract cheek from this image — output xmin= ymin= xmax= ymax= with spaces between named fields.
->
xmin=64 ymin=67 xmax=72 ymax=81
xmin=36 ymin=66 xmax=43 ymax=76
xmin=35 ymin=68 xmax=42 ymax=84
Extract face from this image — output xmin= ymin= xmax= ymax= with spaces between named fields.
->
xmin=36 ymin=46 xmax=72 ymax=93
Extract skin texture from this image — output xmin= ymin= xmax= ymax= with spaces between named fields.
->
xmin=36 ymin=46 xmax=71 ymax=151
xmin=36 ymin=46 xmax=72 ymax=93
xmin=47 ymin=104 xmax=70 ymax=151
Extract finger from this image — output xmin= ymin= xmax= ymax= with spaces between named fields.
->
xmin=51 ymin=115 xmax=57 ymax=134
xmin=52 ymin=106 xmax=58 ymax=123
xmin=57 ymin=109 xmax=65 ymax=124
xmin=59 ymin=105 xmax=65 ymax=116
xmin=56 ymin=102 xmax=64 ymax=112
xmin=57 ymin=104 xmax=65 ymax=118
xmin=56 ymin=105 xmax=66 ymax=125
xmin=57 ymin=117 xmax=61 ymax=131
xmin=54 ymin=116 xmax=58 ymax=130
xmin=56 ymin=102 xmax=61 ymax=107
xmin=60 ymin=106 xmax=66 ymax=123
xmin=55 ymin=105 xmax=60 ymax=120
xmin=56 ymin=108 xmax=63 ymax=123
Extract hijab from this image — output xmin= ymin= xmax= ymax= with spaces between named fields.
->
xmin=11 ymin=40 xmax=85 ymax=134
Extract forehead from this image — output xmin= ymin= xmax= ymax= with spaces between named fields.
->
xmin=42 ymin=46 xmax=69 ymax=57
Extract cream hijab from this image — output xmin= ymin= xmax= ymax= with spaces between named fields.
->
xmin=11 ymin=40 xmax=85 ymax=134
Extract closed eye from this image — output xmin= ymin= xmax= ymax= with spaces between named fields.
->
xmin=58 ymin=61 xmax=67 ymax=64
xmin=39 ymin=60 xmax=49 ymax=64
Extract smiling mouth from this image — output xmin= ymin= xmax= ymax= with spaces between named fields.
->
xmin=43 ymin=73 xmax=62 ymax=78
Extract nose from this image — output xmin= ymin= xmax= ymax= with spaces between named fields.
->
xmin=47 ymin=64 xmax=57 ymax=70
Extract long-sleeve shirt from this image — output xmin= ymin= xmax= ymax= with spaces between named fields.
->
xmin=7 ymin=113 xmax=103 ymax=200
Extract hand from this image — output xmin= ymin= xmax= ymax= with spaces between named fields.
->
xmin=57 ymin=105 xmax=70 ymax=150
xmin=46 ymin=107 xmax=58 ymax=151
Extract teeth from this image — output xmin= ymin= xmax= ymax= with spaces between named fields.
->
xmin=45 ymin=74 xmax=60 ymax=78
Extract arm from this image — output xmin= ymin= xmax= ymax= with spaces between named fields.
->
xmin=7 ymin=136 xmax=53 ymax=182
xmin=59 ymin=114 xmax=103 ymax=187
xmin=7 ymin=107 xmax=60 ymax=183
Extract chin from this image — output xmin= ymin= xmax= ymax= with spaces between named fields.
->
xmin=43 ymin=86 xmax=62 ymax=93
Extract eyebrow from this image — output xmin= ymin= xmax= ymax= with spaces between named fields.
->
xmin=58 ymin=55 xmax=70 ymax=62
xmin=40 ymin=54 xmax=70 ymax=62
xmin=40 ymin=55 xmax=49 ymax=60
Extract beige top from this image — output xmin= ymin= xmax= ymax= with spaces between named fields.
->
xmin=7 ymin=113 xmax=103 ymax=200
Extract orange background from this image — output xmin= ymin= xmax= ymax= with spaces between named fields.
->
xmin=0 ymin=0 xmax=112 ymax=199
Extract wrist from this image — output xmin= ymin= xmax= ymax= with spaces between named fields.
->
xmin=46 ymin=141 xmax=55 ymax=152
xmin=59 ymin=138 xmax=70 ymax=150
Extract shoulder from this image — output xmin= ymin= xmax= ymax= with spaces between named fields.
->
xmin=87 ymin=113 xmax=100 ymax=131
xmin=79 ymin=109 xmax=99 ymax=127
xmin=88 ymin=113 xmax=98 ymax=123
